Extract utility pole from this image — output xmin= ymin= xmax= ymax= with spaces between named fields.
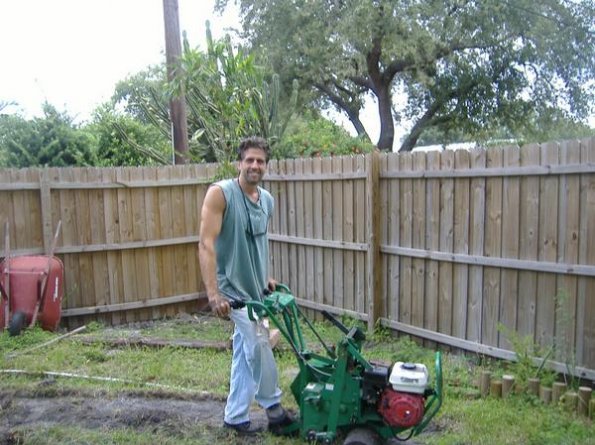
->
xmin=162 ymin=0 xmax=189 ymax=164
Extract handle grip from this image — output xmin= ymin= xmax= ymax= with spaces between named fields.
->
xmin=229 ymin=299 xmax=246 ymax=309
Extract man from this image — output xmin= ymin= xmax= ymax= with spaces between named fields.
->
xmin=198 ymin=136 xmax=291 ymax=435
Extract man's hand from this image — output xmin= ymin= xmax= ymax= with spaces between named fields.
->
xmin=267 ymin=278 xmax=278 ymax=292
xmin=209 ymin=294 xmax=231 ymax=318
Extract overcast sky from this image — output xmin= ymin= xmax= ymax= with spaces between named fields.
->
xmin=0 ymin=0 xmax=239 ymax=122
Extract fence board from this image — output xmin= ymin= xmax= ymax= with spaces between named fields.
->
xmin=355 ymin=155 xmax=367 ymax=315
xmin=87 ymin=168 xmax=109 ymax=314
xmin=59 ymin=168 xmax=82 ymax=315
xmin=302 ymin=158 xmax=315 ymax=302
xmin=171 ymin=166 xmax=189 ymax=311
xmin=500 ymin=146 xmax=520 ymax=349
xmin=399 ymin=153 xmax=413 ymax=325
xmin=130 ymin=167 xmax=151 ymax=321
xmin=118 ymin=168 xmax=137 ymax=323
xmin=332 ymin=157 xmax=344 ymax=310
xmin=295 ymin=159 xmax=306 ymax=299
xmin=536 ymin=142 xmax=559 ymax=347
xmin=411 ymin=153 xmax=426 ymax=329
xmin=439 ymin=151 xmax=454 ymax=336
xmin=12 ymin=170 xmax=30 ymax=249
xmin=102 ymin=168 xmax=121 ymax=325
xmin=425 ymin=152 xmax=440 ymax=343
xmin=580 ymin=138 xmax=595 ymax=366
xmin=483 ymin=148 xmax=503 ymax=347
xmin=25 ymin=169 xmax=42 ymax=249
xmin=556 ymin=140 xmax=580 ymax=362
xmin=467 ymin=148 xmax=486 ymax=342
xmin=266 ymin=160 xmax=282 ymax=287
xmin=143 ymin=167 xmax=161 ymax=319
xmin=518 ymin=144 xmax=540 ymax=339
xmin=386 ymin=154 xmax=400 ymax=319
xmin=343 ymin=157 xmax=355 ymax=312
xmin=322 ymin=157 xmax=333 ymax=306
xmin=311 ymin=158 xmax=324 ymax=310
xmin=0 ymin=170 xmax=9 ymax=238
xmin=453 ymin=150 xmax=470 ymax=339
xmin=73 ymin=168 xmax=95 ymax=325
xmin=157 ymin=167 xmax=175 ymax=318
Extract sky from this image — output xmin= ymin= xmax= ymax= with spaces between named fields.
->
xmin=0 ymin=0 xmax=240 ymax=122
xmin=0 ymin=0 xmax=387 ymax=143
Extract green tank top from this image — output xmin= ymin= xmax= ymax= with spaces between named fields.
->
xmin=214 ymin=178 xmax=274 ymax=302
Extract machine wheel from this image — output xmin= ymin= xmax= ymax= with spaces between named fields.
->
xmin=9 ymin=311 xmax=26 ymax=336
xmin=343 ymin=428 xmax=382 ymax=445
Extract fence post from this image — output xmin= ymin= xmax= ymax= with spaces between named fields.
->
xmin=366 ymin=151 xmax=382 ymax=332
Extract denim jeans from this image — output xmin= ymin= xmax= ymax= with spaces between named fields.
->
xmin=223 ymin=307 xmax=282 ymax=425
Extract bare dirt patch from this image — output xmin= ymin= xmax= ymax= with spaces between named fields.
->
xmin=0 ymin=387 xmax=271 ymax=444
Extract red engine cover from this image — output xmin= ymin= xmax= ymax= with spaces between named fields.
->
xmin=378 ymin=388 xmax=425 ymax=428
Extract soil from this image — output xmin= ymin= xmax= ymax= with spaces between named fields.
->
xmin=0 ymin=386 xmax=432 ymax=445
xmin=0 ymin=387 xmax=269 ymax=444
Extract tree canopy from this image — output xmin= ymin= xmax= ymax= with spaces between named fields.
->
xmin=218 ymin=0 xmax=595 ymax=151
xmin=0 ymin=103 xmax=97 ymax=167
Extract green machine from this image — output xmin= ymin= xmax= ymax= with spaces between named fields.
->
xmin=233 ymin=285 xmax=443 ymax=444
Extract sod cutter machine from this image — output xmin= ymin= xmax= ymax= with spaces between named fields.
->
xmin=232 ymin=284 xmax=443 ymax=444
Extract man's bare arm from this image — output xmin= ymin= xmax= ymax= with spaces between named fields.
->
xmin=198 ymin=185 xmax=230 ymax=318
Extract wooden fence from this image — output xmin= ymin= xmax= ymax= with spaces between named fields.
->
xmin=1 ymin=137 xmax=594 ymax=378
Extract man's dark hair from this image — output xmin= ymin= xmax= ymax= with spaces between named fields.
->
xmin=237 ymin=136 xmax=270 ymax=162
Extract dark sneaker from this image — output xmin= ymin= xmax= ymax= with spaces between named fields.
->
xmin=223 ymin=421 xmax=264 ymax=435
xmin=266 ymin=404 xmax=297 ymax=435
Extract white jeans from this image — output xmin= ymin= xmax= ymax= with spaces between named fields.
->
xmin=223 ymin=307 xmax=282 ymax=425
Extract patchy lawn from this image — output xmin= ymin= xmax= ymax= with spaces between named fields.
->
xmin=1 ymin=313 xmax=593 ymax=445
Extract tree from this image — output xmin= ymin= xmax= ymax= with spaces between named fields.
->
xmin=170 ymin=25 xmax=299 ymax=164
xmin=275 ymin=110 xmax=376 ymax=158
xmin=113 ymin=23 xmax=298 ymax=168
xmin=87 ymin=104 xmax=172 ymax=166
xmin=0 ymin=103 xmax=97 ymax=167
xmin=218 ymin=0 xmax=595 ymax=151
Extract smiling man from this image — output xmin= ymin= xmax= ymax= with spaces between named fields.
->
xmin=198 ymin=136 xmax=292 ymax=435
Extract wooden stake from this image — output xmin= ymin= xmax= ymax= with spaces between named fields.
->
xmin=502 ymin=374 xmax=515 ymax=397
xmin=490 ymin=380 xmax=502 ymax=398
xmin=540 ymin=386 xmax=552 ymax=404
xmin=528 ymin=377 xmax=540 ymax=396
xmin=552 ymin=382 xmax=567 ymax=404
xmin=563 ymin=391 xmax=578 ymax=413
xmin=590 ymin=398 xmax=595 ymax=420
xmin=578 ymin=386 xmax=592 ymax=417
xmin=480 ymin=370 xmax=491 ymax=398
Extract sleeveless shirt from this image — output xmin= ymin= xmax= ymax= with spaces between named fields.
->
xmin=214 ymin=178 xmax=274 ymax=302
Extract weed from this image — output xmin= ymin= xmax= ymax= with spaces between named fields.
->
xmin=554 ymin=289 xmax=581 ymax=391
xmin=371 ymin=319 xmax=393 ymax=342
xmin=498 ymin=323 xmax=557 ymax=390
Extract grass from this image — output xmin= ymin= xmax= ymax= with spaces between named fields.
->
xmin=1 ymin=313 xmax=594 ymax=445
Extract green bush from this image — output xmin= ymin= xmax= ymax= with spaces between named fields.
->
xmin=274 ymin=113 xmax=376 ymax=158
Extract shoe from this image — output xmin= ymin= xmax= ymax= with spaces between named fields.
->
xmin=223 ymin=421 xmax=264 ymax=435
xmin=266 ymin=404 xmax=297 ymax=435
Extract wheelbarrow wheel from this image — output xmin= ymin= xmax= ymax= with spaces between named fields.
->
xmin=9 ymin=311 xmax=26 ymax=336
xmin=343 ymin=428 xmax=382 ymax=445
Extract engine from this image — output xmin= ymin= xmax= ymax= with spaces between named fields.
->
xmin=377 ymin=362 xmax=429 ymax=428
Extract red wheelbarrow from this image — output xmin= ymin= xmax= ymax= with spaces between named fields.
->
xmin=0 ymin=221 xmax=64 ymax=336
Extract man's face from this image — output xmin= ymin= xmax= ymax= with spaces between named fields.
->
xmin=239 ymin=147 xmax=267 ymax=185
